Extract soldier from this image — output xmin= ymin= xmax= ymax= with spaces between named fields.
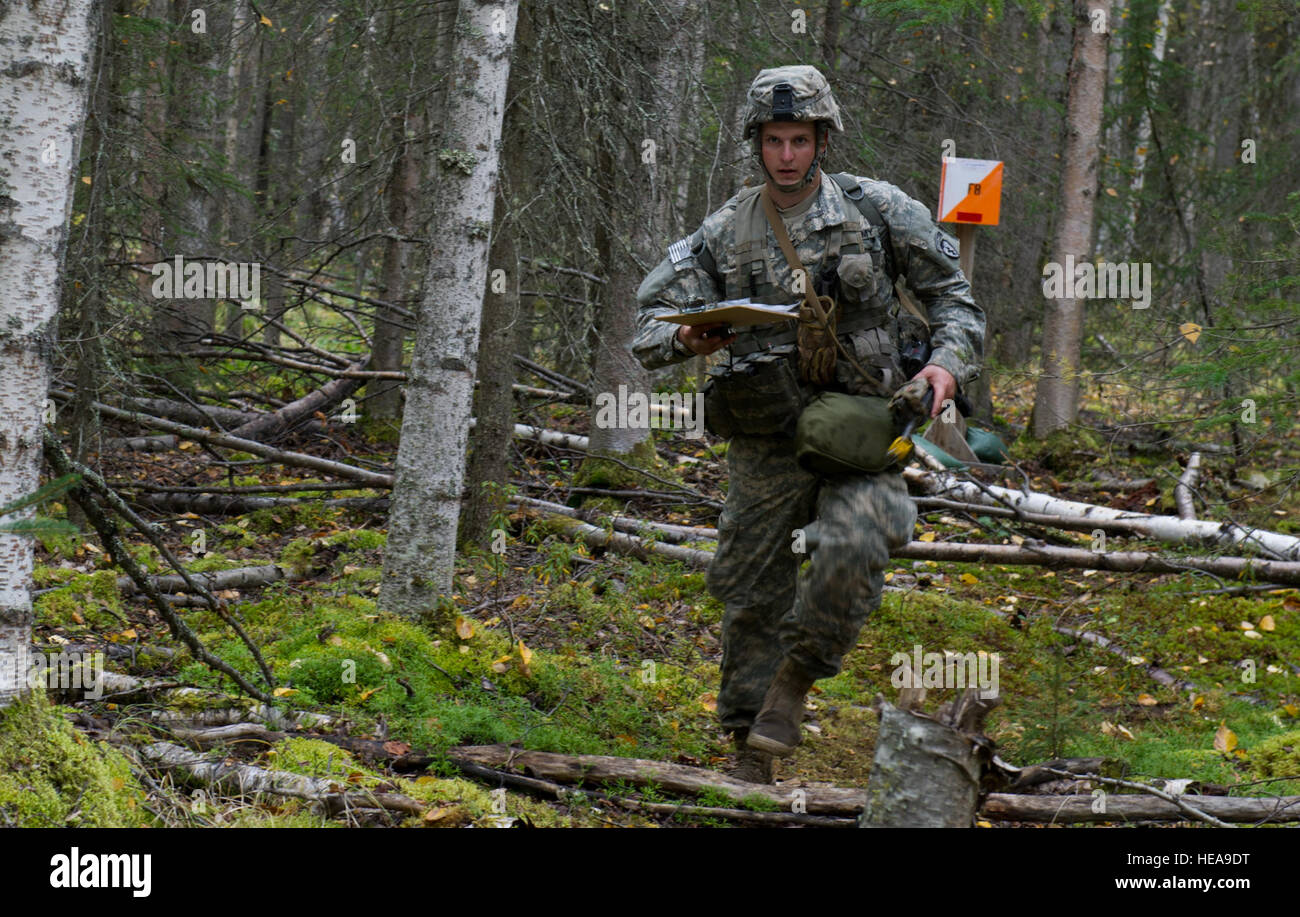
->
xmin=633 ymin=66 xmax=985 ymax=783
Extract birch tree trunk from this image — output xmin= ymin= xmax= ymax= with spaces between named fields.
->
xmin=0 ymin=0 xmax=98 ymax=707
xmin=379 ymin=0 xmax=519 ymax=619
xmin=461 ymin=3 xmax=534 ymax=548
xmin=1032 ymin=0 xmax=1111 ymax=438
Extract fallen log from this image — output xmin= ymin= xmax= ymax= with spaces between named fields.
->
xmin=981 ymin=792 xmax=1300 ymax=824
xmin=536 ymin=514 xmax=714 ymax=568
xmin=903 ymin=465 xmax=1300 ymax=561
xmin=512 ymin=496 xmax=718 ymax=542
xmin=893 ymin=539 xmax=1300 ymax=586
xmin=113 ymin=564 xmax=296 ymax=596
xmin=138 ymin=741 xmax=425 ymax=822
xmin=103 ymin=434 xmax=179 ymax=452
xmin=450 ymin=744 xmax=866 ymax=815
xmin=228 ymin=356 xmax=370 ymax=441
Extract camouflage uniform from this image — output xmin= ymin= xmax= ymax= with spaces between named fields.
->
xmin=633 ymin=72 xmax=985 ymax=735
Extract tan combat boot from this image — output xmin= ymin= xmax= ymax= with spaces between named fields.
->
xmin=746 ymin=659 xmax=817 ymax=756
xmin=728 ymin=729 xmax=774 ymax=784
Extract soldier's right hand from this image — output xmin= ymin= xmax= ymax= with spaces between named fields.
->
xmin=678 ymin=322 xmax=736 ymax=355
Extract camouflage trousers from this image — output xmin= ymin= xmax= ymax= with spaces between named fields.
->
xmin=707 ymin=433 xmax=916 ymax=733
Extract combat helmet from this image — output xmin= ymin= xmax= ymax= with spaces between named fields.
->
xmin=742 ymin=65 xmax=843 ymax=192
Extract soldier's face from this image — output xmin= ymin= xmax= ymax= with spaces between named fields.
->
xmin=760 ymin=122 xmax=822 ymax=185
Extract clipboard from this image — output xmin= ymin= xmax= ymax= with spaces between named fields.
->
xmin=654 ymin=299 xmax=800 ymax=328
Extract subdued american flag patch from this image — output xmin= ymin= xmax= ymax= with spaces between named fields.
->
xmin=667 ymin=237 xmax=692 ymax=265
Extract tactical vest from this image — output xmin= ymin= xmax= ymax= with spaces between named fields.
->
xmin=723 ymin=173 xmax=904 ymax=389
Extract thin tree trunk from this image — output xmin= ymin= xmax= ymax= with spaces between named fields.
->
xmin=369 ymin=110 xmax=425 ymax=421
xmin=1032 ymin=0 xmax=1111 ymax=437
xmin=380 ymin=0 xmax=520 ymax=619
xmin=0 ymin=0 xmax=98 ymax=706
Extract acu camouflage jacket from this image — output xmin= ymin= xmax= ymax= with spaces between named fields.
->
xmin=632 ymin=173 xmax=985 ymax=396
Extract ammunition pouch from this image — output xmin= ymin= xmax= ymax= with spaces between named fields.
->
xmin=794 ymin=391 xmax=903 ymax=476
xmin=702 ymin=353 xmax=805 ymax=440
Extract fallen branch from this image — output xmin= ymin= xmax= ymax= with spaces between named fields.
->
xmin=228 ymin=356 xmax=370 ymax=441
xmin=512 ymin=496 xmax=718 ymax=542
xmin=115 ymin=564 xmax=295 ymax=596
xmin=449 ymin=744 xmax=866 ymax=815
xmin=139 ymin=741 xmax=425 ymax=822
xmin=893 ymin=539 xmax=1300 ymax=586
xmin=45 ymin=432 xmax=275 ymax=703
xmin=903 ymin=466 xmax=1300 ymax=561
xmin=77 ymin=399 xmax=394 ymax=486
xmin=980 ymin=792 xmax=1300 ymax=824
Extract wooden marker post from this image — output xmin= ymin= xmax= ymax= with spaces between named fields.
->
xmin=937 ymin=156 xmax=1004 ymax=426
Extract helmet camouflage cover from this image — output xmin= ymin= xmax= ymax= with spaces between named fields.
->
xmin=742 ymin=65 xmax=845 ymax=140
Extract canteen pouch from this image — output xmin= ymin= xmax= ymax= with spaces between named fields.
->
xmin=795 ymin=390 xmax=902 ymax=475
xmin=702 ymin=354 xmax=804 ymax=439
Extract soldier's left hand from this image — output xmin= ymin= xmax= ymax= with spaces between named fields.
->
xmin=911 ymin=364 xmax=956 ymax=418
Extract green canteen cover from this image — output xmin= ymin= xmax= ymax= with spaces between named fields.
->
xmin=795 ymin=391 xmax=901 ymax=476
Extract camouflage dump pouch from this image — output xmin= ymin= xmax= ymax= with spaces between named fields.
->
xmin=794 ymin=391 xmax=901 ymax=475
xmin=702 ymin=354 xmax=804 ymax=439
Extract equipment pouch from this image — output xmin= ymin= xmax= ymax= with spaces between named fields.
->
xmin=702 ymin=355 xmax=804 ymax=439
xmin=794 ymin=391 xmax=902 ymax=475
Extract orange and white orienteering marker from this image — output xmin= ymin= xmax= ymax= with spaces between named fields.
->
xmin=938 ymin=157 xmax=1003 ymax=226
xmin=937 ymin=157 xmax=1003 ymax=281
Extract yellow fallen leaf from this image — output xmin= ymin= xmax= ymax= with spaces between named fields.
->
xmin=119 ymin=628 xmax=137 ymax=640
xmin=455 ymin=616 xmax=475 ymax=640
xmin=1283 ymin=597 xmax=1300 ymax=613
xmin=1137 ymin=694 xmax=1158 ymax=706
xmin=517 ymin=640 xmax=533 ymax=676
xmin=699 ymin=693 xmax=717 ymax=712
xmin=1258 ymin=615 xmax=1275 ymax=632
xmin=959 ymin=573 xmax=979 ymax=585
xmin=1180 ymin=321 xmax=1201 ymax=344
xmin=918 ymin=531 xmax=936 ymax=542
xmin=1191 ymin=695 xmax=1205 ymax=709
xmin=358 ymin=685 xmax=383 ymax=701
xmin=1282 ymin=704 xmax=1299 ymax=717
xmin=273 ymin=686 xmax=298 ymax=698
xmin=976 ymin=820 xmax=992 ymax=827
xmin=1213 ymin=721 xmax=1237 ymax=754
xmin=259 ymin=14 xmax=272 ymax=26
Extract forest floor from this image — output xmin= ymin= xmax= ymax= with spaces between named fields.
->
xmin=12 ymin=373 xmax=1300 ymax=828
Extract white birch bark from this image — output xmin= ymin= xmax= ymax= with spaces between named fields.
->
xmin=1122 ymin=0 xmax=1171 ymax=252
xmin=0 ymin=0 xmax=98 ymax=706
xmin=1032 ymin=0 xmax=1111 ymax=437
xmin=379 ymin=0 xmax=519 ymax=617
